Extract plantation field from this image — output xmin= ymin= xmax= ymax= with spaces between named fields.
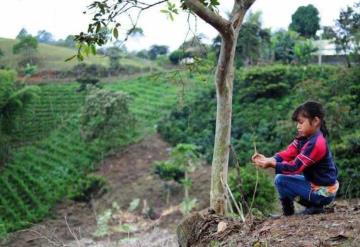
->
xmin=0 ymin=73 xmax=211 ymax=235
xmin=9 ymin=83 xmax=85 ymax=144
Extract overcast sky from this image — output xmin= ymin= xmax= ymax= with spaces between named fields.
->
xmin=0 ymin=0 xmax=358 ymax=51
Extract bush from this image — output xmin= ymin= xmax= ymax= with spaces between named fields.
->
xmin=76 ymin=77 xmax=100 ymax=92
xmin=169 ymin=50 xmax=191 ymax=65
xmin=67 ymin=175 xmax=107 ymax=202
xmin=154 ymin=161 xmax=185 ymax=183
xmin=228 ymin=165 xmax=276 ymax=214
xmin=80 ymin=86 xmax=135 ymax=142
xmin=70 ymin=63 xmax=108 ymax=78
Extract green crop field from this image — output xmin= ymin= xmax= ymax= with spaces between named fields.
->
xmin=0 ymin=72 xmax=211 ymax=235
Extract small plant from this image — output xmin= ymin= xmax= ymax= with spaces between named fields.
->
xmin=153 ymin=143 xmax=201 ymax=214
xmin=23 ymin=63 xmax=37 ymax=77
xmin=93 ymin=209 xmax=112 ymax=237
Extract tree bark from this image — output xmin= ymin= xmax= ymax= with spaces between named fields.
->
xmin=210 ymin=36 xmax=236 ymax=214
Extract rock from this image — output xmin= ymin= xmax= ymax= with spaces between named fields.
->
xmin=217 ymin=221 xmax=227 ymax=233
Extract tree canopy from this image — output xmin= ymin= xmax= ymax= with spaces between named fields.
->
xmin=289 ymin=4 xmax=320 ymax=38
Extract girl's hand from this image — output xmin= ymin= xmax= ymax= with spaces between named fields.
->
xmin=252 ymin=153 xmax=276 ymax=169
xmin=252 ymin=153 xmax=265 ymax=163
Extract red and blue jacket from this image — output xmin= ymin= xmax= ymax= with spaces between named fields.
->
xmin=274 ymin=130 xmax=338 ymax=186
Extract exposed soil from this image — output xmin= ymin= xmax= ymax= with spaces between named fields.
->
xmin=2 ymin=134 xmax=360 ymax=247
xmin=177 ymin=200 xmax=360 ymax=246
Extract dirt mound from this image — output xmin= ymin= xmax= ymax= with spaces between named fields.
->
xmin=177 ymin=201 xmax=360 ymax=247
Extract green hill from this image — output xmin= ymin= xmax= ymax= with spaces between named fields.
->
xmin=0 ymin=37 xmax=156 ymax=71
xmin=0 ymin=72 xmax=210 ymax=235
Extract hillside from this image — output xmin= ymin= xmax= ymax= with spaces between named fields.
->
xmin=0 ymin=72 xmax=210 ymax=236
xmin=0 ymin=37 xmax=157 ymax=71
xmin=2 ymin=134 xmax=359 ymax=247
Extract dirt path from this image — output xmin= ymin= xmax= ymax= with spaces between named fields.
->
xmin=1 ymin=134 xmax=211 ymax=247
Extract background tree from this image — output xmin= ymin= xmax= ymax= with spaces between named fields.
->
xmin=333 ymin=3 xmax=360 ymax=67
xmin=294 ymin=39 xmax=318 ymax=64
xmin=12 ymin=35 xmax=40 ymax=67
xmin=75 ymin=0 xmax=256 ymax=215
xmin=322 ymin=26 xmax=337 ymax=39
xmin=212 ymin=11 xmax=271 ymax=67
xmin=136 ymin=49 xmax=150 ymax=59
xmin=289 ymin=4 xmax=320 ymax=38
xmin=16 ymin=28 xmax=29 ymax=40
xmin=272 ymin=30 xmax=299 ymax=64
xmin=106 ymin=46 xmax=123 ymax=74
xmin=36 ymin=30 xmax=55 ymax=44
xmin=148 ymin=44 xmax=169 ymax=60
xmin=63 ymin=35 xmax=77 ymax=48
xmin=235 ymin=11 xmax=271 ymax=66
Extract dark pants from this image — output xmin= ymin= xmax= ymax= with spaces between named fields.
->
xmin=274 ymin=174 xmax=335 ymax=207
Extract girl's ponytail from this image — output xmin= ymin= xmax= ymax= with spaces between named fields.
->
xmin=320 ymin=119 xmax=329 ymax=138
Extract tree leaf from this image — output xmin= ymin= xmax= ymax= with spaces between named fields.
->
xmin=113 ymin=27 xmax=119 ymax=39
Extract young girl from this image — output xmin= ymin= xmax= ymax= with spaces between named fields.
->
xmin=252 ymin=101 xmax=339 ymax=216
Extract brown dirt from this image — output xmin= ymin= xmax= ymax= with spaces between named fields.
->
xmin=178 ymin=200 xmax=360 ymax=247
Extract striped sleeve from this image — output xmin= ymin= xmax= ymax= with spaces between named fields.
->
xmin=273 ymin=139 xmax=300 ymax=162
xmin=275 ymin=135 xmax=327 ymax=175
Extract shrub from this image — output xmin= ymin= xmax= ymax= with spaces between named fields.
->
xmin=70 ymin=63 xmax=108 ymax=78
xmin=154 ymin=161 xmax=185 ymax=183
xmin=80 ymin=86 xmax=136 ymax=142
xmin=169 ymin=50 xmax=191 ymax=65
xmin=67 ymin=175 xmax=107 ymax=202
xmin=76 ymin=77 xmax=100 ymax=92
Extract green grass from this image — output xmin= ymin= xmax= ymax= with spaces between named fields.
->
xmin=0 ymin=72 xmax=211 ymax=236
xmin=0 ymin=37 xmax=157 ymax=71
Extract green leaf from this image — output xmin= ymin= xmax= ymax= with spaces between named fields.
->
xmin=113 ymin=27 xmax=119 ymax=39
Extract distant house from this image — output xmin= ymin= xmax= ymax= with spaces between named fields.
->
xmin=311 ymin=39 xmax=350 ymax=65
xmin=180 ymin=57 xmax=194 ymax=65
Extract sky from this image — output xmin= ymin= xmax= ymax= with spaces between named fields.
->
xmin=0 ymin=0 xmax=358 ymax=51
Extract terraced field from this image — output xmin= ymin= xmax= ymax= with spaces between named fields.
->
xmin=9 ymin=83 xmax=84 ymax=144
xmin=0 ymin=73 xmax=211 ymax=235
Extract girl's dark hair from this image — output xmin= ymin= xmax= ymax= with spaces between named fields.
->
xmin=292 ymin=100 xmax=329 ymax=137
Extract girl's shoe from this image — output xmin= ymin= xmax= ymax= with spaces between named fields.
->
xmin=298 ymin=206 xmax=325 ymax=215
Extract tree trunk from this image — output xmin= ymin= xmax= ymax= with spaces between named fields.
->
xmin=210 ymin=35 xmax=237 ymax=215
xmin=184 ymin=0 xmax=255 ymax=215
